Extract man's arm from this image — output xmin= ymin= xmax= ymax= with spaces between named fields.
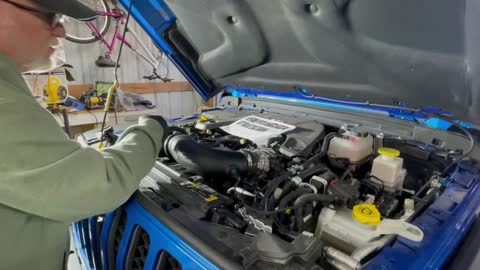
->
xmin=0 ymin=88 xmax=167 ymax=222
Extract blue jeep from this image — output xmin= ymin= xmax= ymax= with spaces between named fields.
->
xmin=73 ymin=0 xmax=480 ymax=269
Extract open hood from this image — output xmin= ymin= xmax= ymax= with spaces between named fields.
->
xmin=120 ymin=0 xmax=480 ymax=126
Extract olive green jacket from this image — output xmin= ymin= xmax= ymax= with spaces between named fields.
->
xmin=0 ymin=53 xmax=165 ymax=270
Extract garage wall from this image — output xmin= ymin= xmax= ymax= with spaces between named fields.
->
xmin=63 ymin=19 xmax=185 ymax=84
xmin=61 ymin=18 xmax=205 ymax=118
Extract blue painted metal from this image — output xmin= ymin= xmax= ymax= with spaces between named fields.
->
xmin=421 ymin=118 xmax=453 ymax=130
xmin=118 ymin=0 xmax=477 ymax=129
xmin=75 ymin=199 xmax=219 ymax=270
xmin=118 ymin=200 xmax=218 ymax=270
xmin=419 ymin=106 xmax=453 ymax=117
xmin=227 ymin=87 xmax=396 ymax=116
xmin=224 ymin=87 xmax=480 ymax=130
xmin=72 ymin=219 xmax=95 ymax=270
xmin=65 ymin=97 xmax=85 ymax=111
xmin=117 ymin=0 xmax=175 ymax=54
xmin=167 ymin=114 xmax=201 ymax=124
xmin=100 ymin=211 xmax=116 ymax=270
xmin=72 ymin=1 xmax=480 ymax=269
xmin=365 ymin=166 xmax=480 ymax=270
xmin=454 ymin=120 xmax=475 ymax=129
xmin=73 ymin=166 xmax=479 ymax=270
xmin=226 ymin=87 xmax=423 ymax=120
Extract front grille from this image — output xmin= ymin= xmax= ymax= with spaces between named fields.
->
xmin=131 ymin=227 xmax=150 ymax=270
xmin=155 ymin=250 xmax=182 ymax=270
xmin=108 ymin=210 xmax=128 ymax=270
xmin=113 ymin=211 xmax=127 ymax=259
xmin=106 ymin=209 xmax=182 ymax=270
xmin=91 ymin=215 xmax=104 ymax=270
xmin=81 ymin=219 xmax=94 ymax=268
xmin=125 ymin=226 xmax=182 ymax=270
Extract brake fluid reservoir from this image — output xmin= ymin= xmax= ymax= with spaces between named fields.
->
xmin=371 ymin=148 xmax=407 ymax=192
xmin=327 ymin=129 xmax=373 ymax=163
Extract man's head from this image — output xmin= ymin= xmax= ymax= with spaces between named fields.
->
xmin=0 ymin=0 xmax=97 ymax=73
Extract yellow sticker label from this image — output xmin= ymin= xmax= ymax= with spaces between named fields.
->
xmin=205 ymin=196 xmax=219 ymax=202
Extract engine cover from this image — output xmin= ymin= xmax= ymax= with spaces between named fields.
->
xmin=197 ymin=110 xmax=325 ymax=157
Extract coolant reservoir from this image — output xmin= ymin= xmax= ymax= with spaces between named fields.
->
xmin=327 ymin=128 xmax=373 ymax=163
xmin=371 ymin=148 xmax=407 ymax=192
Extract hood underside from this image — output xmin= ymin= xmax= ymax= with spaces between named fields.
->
xmin=125 ymin=0 xmax=480 ymax=125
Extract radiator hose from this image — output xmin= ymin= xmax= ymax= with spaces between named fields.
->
xmin=293 ymin=194 xmax=336 ymax=232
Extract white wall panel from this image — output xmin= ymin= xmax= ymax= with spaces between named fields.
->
xmin=63 ymin=18 xmax=186 ymax=84
xmin=61 ymin=17 xmax=198 ymax=119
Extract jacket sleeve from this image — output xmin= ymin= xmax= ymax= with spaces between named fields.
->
xmin=0 ymin=88 xmax=166 ymax=222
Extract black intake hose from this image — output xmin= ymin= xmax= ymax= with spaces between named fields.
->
xmin=278 ymin=186 xmax=312 ymax=212
xmin=267 ymin=181 xmax=297 ymax=210
xmin=267 ymin=165 xmax=330 ymax=210
xmin=297 ymin=165 xmax=329 ymax=180
xmin=301 ymin=132 xmax=341 ymax=168
xmin=274 ymin=186 xmax=312 ymax=233
xmin=166 ymin=134 xmax=250 ymax=178
xmin=293 ymin=194 xmax=336 ymax=232
xmin=260 ymin=172 xmax=293 ymax=210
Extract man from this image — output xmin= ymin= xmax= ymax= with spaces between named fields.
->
xmin=0 ymin=0 xmax=168 ymax=269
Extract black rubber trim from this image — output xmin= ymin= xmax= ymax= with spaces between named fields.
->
xmin=155 ymin=250 xmax=182 ymax=270
xmin=133 ymin=191 xmax=243 ymax=270
xmin=124 ymin=225 xmax=149 ymax=270
xmin=163 ymin=26 xmax=222 ymax=97
xmin=107 ymin=209 xmax=123 ymax=270
xmin=93 ymin=217 xmax=104 ymax=270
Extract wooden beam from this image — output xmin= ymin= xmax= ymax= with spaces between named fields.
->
xmin=67 ymin=81 xmax=193 ymax=98
xmin=68 ymin=84 xmax=94 ymax=98
xmin=119 ymin=82 xmax=193 ymax=94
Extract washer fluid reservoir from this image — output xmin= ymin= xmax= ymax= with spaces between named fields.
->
xmin=315 ymin=204 xmax=423 ymax=254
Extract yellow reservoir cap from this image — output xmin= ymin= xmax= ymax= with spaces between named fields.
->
xmin=377 ymin=147 xmax=400 ymax=157
xmin=198 ymin=115 xmax=209 ymax=122
xmin=352 ymin=204 xmax=381 ymax=226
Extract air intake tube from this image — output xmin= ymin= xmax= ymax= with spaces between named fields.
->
xmin=165 ymin=134 xmax=261 ymax=178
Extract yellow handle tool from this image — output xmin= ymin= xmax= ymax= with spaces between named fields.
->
xmin=104 ymin=80 xmax=119 ymax=112
xmin=98 ymin=80 xmax=120 ymax=150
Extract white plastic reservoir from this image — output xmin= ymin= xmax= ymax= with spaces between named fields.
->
xmin=328 ymin=129 xmax=373 ymax=163
xmin=315 ymin=204 xmax=423 ymax=253
xmin=371 ymin=148 xmax=407 ymax=192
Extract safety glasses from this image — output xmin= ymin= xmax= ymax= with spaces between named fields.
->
xmin=2 ymin=0 xmax=64 ymax=29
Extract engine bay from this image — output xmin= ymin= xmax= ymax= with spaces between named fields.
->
xmin=140 ymin=109 xmax=467 ymax=270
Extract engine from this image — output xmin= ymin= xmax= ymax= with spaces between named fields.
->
xmin=153 ymin=110 xmax=450 ymax=270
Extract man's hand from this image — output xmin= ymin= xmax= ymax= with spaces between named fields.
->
xmin=139 ymin=115 xmax=170 ymax=156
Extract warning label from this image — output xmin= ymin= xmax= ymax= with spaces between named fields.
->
xmin=221 ymin=116 xmax=296 ymax=146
